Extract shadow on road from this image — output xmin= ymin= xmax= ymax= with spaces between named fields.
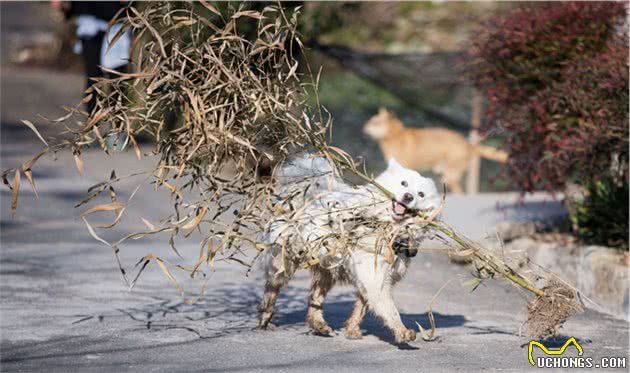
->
xmin=53 ymin=282 xmax=468 ymax=349
xmin=279 ymin=300 xmax=466 ymax=345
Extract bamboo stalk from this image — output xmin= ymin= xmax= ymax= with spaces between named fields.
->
xmin=328 ymin=151 xmax=546 ymax=298
xmin=427 ymin=221 xmax=545 ymax=297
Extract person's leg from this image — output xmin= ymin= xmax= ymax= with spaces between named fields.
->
xmin=80 ymin=32 xmax=105 ymax=113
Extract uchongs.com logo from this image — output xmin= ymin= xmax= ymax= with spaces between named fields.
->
xmin=528 ymin=337 xmax=627 ymax=369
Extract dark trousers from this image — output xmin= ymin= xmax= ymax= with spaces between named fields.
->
xmin=79 ymin=32 xmax=127 ymax=114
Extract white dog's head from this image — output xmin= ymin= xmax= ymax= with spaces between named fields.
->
xmin=375 ymin=158 xmax=440 ymax=220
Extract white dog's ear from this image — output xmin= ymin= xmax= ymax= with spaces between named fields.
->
xmin=387 ymin=158 xmax=403 ymax=170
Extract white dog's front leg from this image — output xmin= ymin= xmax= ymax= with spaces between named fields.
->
xmin=350 ymin=252 xmax=416 ymax=343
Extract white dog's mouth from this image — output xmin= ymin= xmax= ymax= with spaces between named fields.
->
xmin=392 ymin=200 xmax=436 ymax=220
xmin=392 ymin=200 xmax=410 ymax=219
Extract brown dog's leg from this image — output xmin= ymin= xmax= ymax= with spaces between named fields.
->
xmin=442 ymin=162 xmax=467 ymax=194
xmin=344 ymin=292 xmax=367 ymax=339
xmin=443 ymin=172 xmax=463 ymax=194
xmin=306 ymin=268 xmax=334 ymax=335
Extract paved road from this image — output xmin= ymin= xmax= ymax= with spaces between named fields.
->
xmin=1 ymin=3 xmax=628 ymax=372
xmin=1 ymin=140 xmax=628 ymax=373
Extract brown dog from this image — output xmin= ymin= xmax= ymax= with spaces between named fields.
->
xmin=363 ymin=108 xmax=507 ymax=193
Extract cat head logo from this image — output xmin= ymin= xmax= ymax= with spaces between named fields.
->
xmin=528 ymin=337 xmax=584 ymax=366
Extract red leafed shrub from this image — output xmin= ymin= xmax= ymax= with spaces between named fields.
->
xmin=466 ymin=2 xmax=628 ymax=192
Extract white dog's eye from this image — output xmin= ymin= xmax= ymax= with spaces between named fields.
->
xmin=401 ymin=181 xmax=408 ymax=187
xmin=418 ymin=191 xmax=425 ymax=198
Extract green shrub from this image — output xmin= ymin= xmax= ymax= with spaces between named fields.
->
xmin=570 ymin=178 xmax=629 ymax=250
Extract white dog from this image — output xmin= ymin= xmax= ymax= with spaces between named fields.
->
xmin=258 ymin=155 xmax=440 ymax=343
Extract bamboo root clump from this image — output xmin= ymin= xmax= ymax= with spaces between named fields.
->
xmin=2 ymin=2 xmax=582 ymax=338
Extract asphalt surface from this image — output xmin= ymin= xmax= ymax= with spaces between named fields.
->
xmin=1 ymin=140 xmax=628 ymax=373
xmin=1 ymin=3 xmax=628 ymax=372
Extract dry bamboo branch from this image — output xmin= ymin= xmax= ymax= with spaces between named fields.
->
xmin=2 ymin=2 xmax=581 ymax=338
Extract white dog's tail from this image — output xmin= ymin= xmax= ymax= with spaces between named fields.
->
xmin=263 ymin=153 xmax=345 ymax=246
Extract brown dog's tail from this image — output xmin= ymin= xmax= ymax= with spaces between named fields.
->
xmin=474 ymin=145 xmax=508 ymax=163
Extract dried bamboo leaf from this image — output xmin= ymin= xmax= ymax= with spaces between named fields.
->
xmin=74 ymin=154 xmax=84 ymax=176
xmin=128 ymin=135 xmax=142 ymax=160
xmin=82 ymin=217 xmax=111 ymax=247
xmin=22 ymin=149 xmax=48 ymax=171
xmin=129 ymin=6 xmax=167 ymax=57
xmin=199 ymin=0 xmax=221 ymax=15
xmin=94 ymin=207 xmax=126 ymax=229
xmin=22 ymin=169 xmax=38 ymax=199
xmin=81 ymin=202 xmax=126 ymax=217
xmin=11 ymin=169 xmax=20 ymax=217
xmin=156 ymin=257 xmax=184 ymax=295
xmin=182 ymin=207 xmax=208 ymax=230
xmin=20 ymin=120 xmax=48 ymax=147
xmin=141 ymin=217 xmax=157 ymax=230
xmin=231 ymin=10 xmax=265 ymax=20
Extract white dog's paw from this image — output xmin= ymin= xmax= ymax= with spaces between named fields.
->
xmin=308 ymin=319 xmax=334 ymax=336
xmin=394 ymin=328 xmax=416 ymax=343
xmin=257 ymin=312 xmax=277 ymax=331
xmin=344 ymin=328 xmax=363 ymax=340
